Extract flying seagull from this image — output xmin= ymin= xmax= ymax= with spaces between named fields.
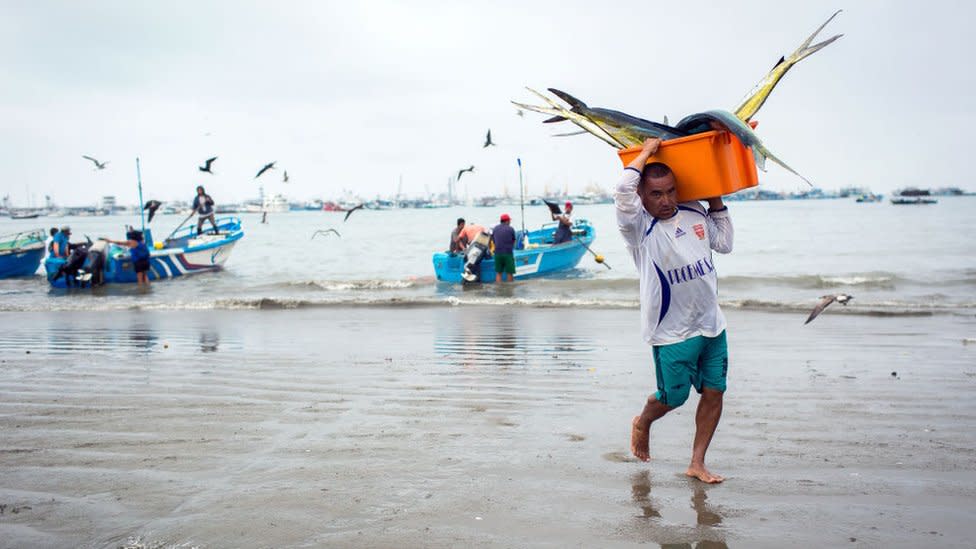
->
xmin=804 ymin=294 xmax=853 ymax=324
xmin=199 ymin=156 xmax=218 ymax=174
xmin=343 ymin=203 xmax=365 ymax=222
xmin=82 ymin=155 xmax=109 ymax=170
xmin=456 ymin=165 xmax=475 ymax=181
xmin=483 ymin=129 xmax=496 ymax=148
xmin=311 ymin=228 xmax=341 ymax=239
xmin=255 ymin=161 xmax=276 ymax=179
xmin=282 ymin=170 xmax=289 ymax=183
xmin=515 ymin=109 xmax=524 ymax=117
xmin=143 ymin=200 xmax=162 ymax=223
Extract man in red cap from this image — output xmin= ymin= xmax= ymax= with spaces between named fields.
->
xmin=491 ymin=213 xmax=517 ymax=282
xmin=552 ymin=201 xmax=574 ymax=244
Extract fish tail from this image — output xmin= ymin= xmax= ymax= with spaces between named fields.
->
xmin=547 ymin=88 xmax=587 ymax=110
xmin=542 ymin=115 xmax=567 ymax=123
xmin=796 ymin=10 xmax=843 ymax=54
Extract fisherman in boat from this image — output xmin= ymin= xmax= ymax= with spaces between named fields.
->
xmin=103 ymin=229 xmax=151 ymax=286
xmin=51 ymin=225 xmax=72 ymax=258
xmin=552 ymin=201 xmax=574 ymax=244
xmin=45 ymin=227 xmax=58 ymax=257
xmin=449 ymin=218 xmax=467 ymax=254
xmin=192 ymin=185 xmax=218 ymax=236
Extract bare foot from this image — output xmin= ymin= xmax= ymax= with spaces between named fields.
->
xmin=685 ymin=464 xmax=724 ymax=484
xmin=631 ymin=416 xmax=650 ymax=462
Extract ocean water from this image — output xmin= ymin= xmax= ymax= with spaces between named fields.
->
xmin=1 ymin=196 xmax=974 ymax=318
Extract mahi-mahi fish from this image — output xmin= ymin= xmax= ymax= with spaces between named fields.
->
xmin=676 ymin=109 xmax=813 ymax=186
xmin=511 ymin=88 xmax=625 ymax=148
xmin=734 ymin=10 xmax=843 ymax=122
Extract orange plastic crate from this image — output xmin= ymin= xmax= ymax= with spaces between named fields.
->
xmin=617 ymin=130 xmax=759 ymax=202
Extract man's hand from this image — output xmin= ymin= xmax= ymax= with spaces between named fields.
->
xmin=626 ymin=137 xmax=662 ymax=171
xmin=642 ymin=137 xmax=661 ymax=155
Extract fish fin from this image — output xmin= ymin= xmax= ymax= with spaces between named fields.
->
xmin=551 ymin=130 xmax=588 ymax=137
xmin=519 ymin=89 xmax=625 ymax=148
xmin=760 ymin=146 xmax=814 ymax=187
xmin=543 ymin=115 xmax=567 ymax=123
xmin=547 ymin=88 xmax=587 ymax=109
xmin=771 ymin=55 xmax=785 ymax=70
xmin=510 ymin=100 xmax=565 ymax=118
xmin=753 ymin=149 xmax=767 ymax=172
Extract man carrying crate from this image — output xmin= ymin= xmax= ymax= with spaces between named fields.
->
xmin=616 ymin=137 xmax=734 ymax=484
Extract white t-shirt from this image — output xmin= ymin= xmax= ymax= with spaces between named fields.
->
xmin=614 ymin=168 xmax=734 ymax=346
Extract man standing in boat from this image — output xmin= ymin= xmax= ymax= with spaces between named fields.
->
xmin=192 ymin=186 xmax=218 ymax=236
xmin=552 ymin=201 xmax=574 ymax=244
xmin=617 ymin=137 xmax=733 ymax=484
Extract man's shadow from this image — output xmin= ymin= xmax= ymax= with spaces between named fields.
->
xmin=630 ymin=470 xmax=728 ymax=549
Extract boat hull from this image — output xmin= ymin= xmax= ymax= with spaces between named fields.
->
xmin=0 ymin=245 xmax=45 ymax=278
xmin=432 ymin=221 xmax=595 ymax=283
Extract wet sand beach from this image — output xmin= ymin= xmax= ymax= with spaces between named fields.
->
xmin=1 ymin=306 xmax=974 ymax=548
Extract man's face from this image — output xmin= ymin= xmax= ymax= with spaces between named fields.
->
xmin=459 ymin=222 xmax=465 ymax=230
xmin=640 ymin=173 xmax=678 ymax=219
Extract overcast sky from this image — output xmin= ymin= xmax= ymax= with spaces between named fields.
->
xmin=1 ymin=0 xmax=973 ymax=206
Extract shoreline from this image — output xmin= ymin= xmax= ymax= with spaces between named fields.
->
xmin=1 ymin=306 xmax=974 ymax=548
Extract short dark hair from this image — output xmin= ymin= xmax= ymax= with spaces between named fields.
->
xmin=50 ymin=227 xmax=58 ymax=236
xmin=456 ymin=217 xmax=465 ymax=225
xmin=196 ymin=185 xmax=205 ymax=192
xmin=642 ymin=162 xmax=673 ymax=179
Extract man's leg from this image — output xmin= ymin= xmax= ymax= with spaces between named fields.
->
xmin=631 ymin=395 xmax=672 ymax=462
xmin=196 ymin=217 xmax=204 ymax=236
xmin=686 ymin=387 xmax=724 ymax=483
xmin=686 ymin=331 xmax=728 ymax=483
xmin=632 ymin=343 xmax=695 ymax=462
xmin=209 ymin=214 xmax=218 ymax=234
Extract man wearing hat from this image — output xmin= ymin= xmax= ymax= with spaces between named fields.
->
xmin=51 ymin=225 xmax=72 ymax=258
xmin=491 ymin=213 xmax=517 ymax=282
xmin=552 ymin=201 xmax=574 ymax=244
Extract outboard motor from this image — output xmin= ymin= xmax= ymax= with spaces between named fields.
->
xmin=461 ymin=229 xmax=492 ymax=283
xmin=54 ymin=244 xmax=90 ymax=287
xmin=87 ymin=240 xmax=108 ymax=286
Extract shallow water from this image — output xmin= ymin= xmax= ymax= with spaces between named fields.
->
xmin=2 ymin=197 xmax=975 ymax=317
xmin=1 ymin=307 xmax=974 ymax=547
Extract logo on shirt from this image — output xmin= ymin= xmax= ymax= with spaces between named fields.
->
xmin=693 ymin=223 xmax=705 ymax=240
xmin=675 ymin=227 xmax=686 ymax=238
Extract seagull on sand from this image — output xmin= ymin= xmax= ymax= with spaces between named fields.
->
xmin=143 ymin=200 xmax=162 ymax=223
xmin=483 ymin=129 xmax=496 ymax=148
xmin=82 ymin=155 xmax=109 ymax=170
xmin=199 ymin=156 xmax=218 ymax=174
xmin=804 ymin=294 xmax=853 ymax=324
xmin=311 ymin=228 xmax=341 ymax=239
xmin=343 ymin=203 xmax=365 ymax=222
xmin=456 ymin=165 xmax=475 ymax=181
xmin=254 ymin=161 xmax=276 ymax=179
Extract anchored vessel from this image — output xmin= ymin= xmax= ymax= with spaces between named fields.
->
xmin=432 ymin=220 xmax=596 ymax=283
xmin=44 ymin=217 xmax=244 ymax=288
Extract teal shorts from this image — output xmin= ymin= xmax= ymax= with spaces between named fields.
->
xmin=652 ymin=331 xmax=728 ymax=408
xmin=494 ymin=253 xmax=516 ymax=274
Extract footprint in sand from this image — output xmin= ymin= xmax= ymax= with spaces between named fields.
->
xmin=602 ymin=451 xmax=640 ymax=463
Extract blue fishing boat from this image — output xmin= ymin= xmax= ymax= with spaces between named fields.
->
xmin=432 ymin=219 xmax=596 ymax=283
xmin=0 ymin=229 xmax=46 ymax=278
xmin=44 ymin=217 xmax=244 ymax=288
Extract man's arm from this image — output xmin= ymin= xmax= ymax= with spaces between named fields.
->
xmin=615 ymin=138 xmax=660 ymax=247
xmin=704 ymin=196 xmax=733 ymax=254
